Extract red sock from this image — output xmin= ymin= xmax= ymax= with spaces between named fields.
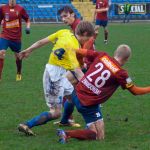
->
xmin=65 ymin=129 xmax=96 ymax=140
xmin=0 ymin=58 xmax=4 ymax=79
xmin=16 ymin=59 xmax=22 ymax=74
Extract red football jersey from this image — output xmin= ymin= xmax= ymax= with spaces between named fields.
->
xmin=76 ymin=51 xmax=133 ymax=106
xmin=0 ymin=4 xmax=29 ymax=41
xmin=96 ymin=0 xmax=108 ymax=20
xmin=70 ymin=18 xmax=80 ymax=33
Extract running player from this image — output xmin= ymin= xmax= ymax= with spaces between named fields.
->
xmin=0 ymin=0 xmax=30 ymax=81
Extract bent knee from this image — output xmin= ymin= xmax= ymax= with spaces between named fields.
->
xmin=88 ymin=120 xmax=105 ymax=140
xmin=49 ymin=109 xmax=61 ymax=119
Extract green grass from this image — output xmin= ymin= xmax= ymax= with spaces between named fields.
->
xmin=0 ymin=23 xmax=150 ymax=150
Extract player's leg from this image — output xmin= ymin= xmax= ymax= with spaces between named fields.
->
xmin=18 ymin=68 xmax=65 ymax=135
xmin=0 ymin=38 xmax=9 ymax=80
xmin=57 ymin=92 xmax=104 ymax=143
xmin=59 ymin=73 xmax=81 ymax=127
xmin=123 ymin=14 xmax=127 ymax=23
xmin=9 ymin=40 xmax=22 ymax=81
xmin=54 ymin=70 xmax=82 ymax=126
xmin=95 ymin=19 xmax=100 ymax=38
xmin=103 ymin=21 xmax=108 ymax=44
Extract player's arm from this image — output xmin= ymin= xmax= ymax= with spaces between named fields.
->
xmin=95 ymin=7 xmax=109 ymax=13
xmin=19 ymin=37 xmax=50 ymax=59
xmin=128 ymin=85 xmax=150 ymax=95
xmin=25 ymin=18 xmax=31 ymax=34
xmin=21 ymin=7 xmax=31 ymax=34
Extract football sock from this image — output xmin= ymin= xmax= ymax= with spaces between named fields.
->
xmin=0 ymin=58 xmax=4 ymax=79
xmin=60 ymin=100 xmax=74 ymax=124
xmin=104 ymin=30 xmax=108 ymax=41
xmin=26 ymin=112 xmax=53 ymax=128
xmin=65 ymin=129 xmax=96 ymax=140
xmin=16 ymin=58 xmax=22 ymax=74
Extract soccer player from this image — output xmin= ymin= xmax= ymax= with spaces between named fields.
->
xmin=57 ymin=6 xmax=96 ymax=127
xmin=123 ymin=2 xmax=131 ymax=23
xmin=57 ymin=44 xmax=150 ymax=143
xmin=0 ymin=0 xmax=31 ymax=81
xmin=94 ymin=0 xmax=109 ymax=44
xmin=18 ymin=21 xmax=95 ymax=136
xmin=58 ymin=5 xmax=81 ymax=33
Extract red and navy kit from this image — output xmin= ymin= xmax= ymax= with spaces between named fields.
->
xmin=0 ymin=4 xmax=29 ymax=42
xmin=76 ymin=51 xmax=133 ymax=106
xmin=96 ymin=0 xmax=108 ymax=20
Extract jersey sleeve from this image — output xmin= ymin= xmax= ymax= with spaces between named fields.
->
xmin=116 ymin=70 xmax=134 ymax=90
xmin=21 ymin=7 xmax=29 ymax=22
xmin=47 ymin=32 xmax=58 ymax=43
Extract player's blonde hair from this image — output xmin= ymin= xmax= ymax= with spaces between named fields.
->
xmin=75 ymin=21 xmax=95 ymax=37
xmin=114 ymin=44 xmax=131 ymax=60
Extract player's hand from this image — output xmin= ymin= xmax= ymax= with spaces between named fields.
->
xmin=25 ymin=28 xmax=30 ymax=34
xmin=54 ymin=48 xmax=65 ymax=60
xmin=18 ymin=50 xmax=31 ymax=59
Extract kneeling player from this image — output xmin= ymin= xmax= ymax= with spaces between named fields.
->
xmin=57 ymin=44 xmax=150 ymax=143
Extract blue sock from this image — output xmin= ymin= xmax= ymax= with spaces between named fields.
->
xmin=25 ymin=111 xmax=52 ymax=128
xmin=60 ymin=100 xmax=74 ymax=124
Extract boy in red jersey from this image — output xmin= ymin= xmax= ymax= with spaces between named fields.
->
xmin=57 ymin=44 xmax=150 ymax=143
xmin=58 ymin=5 xmax=81 ymax=33
xmin=94 ymin=0 xmax=109 ymax=44
xmin=0 ymin=0 xmax=30 ymax=81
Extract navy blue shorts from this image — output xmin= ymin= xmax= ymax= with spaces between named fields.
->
xmin=96 ymin=19 xmax=108 ymax=27
xmin=72 ymin=91 xmax=103 ymax=124
xmin=0 ymin=38 xmax=21 ymax=53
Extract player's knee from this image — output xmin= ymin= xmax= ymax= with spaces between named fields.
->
xmin=88 ymin=120 xmax=105 ymax=140
xmin=49 ymin=109 xmax=61 ymax=119
xmin=0 ymin=50 xmax=6 ymax=59
xmin=104 ymin=29 xmax=108 ymax=34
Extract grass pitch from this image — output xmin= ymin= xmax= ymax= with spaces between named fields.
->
xmin=0 ymin=23 xmax=150 ymax=150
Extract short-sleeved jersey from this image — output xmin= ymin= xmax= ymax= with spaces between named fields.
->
xmin=76 ymin=51 xmax=133 ymax=106
xmin=48 ymin=29 xmax=80 ymax=70
xmin=96 ymin=0 xmax=108 ymax=20
xmin=0 ymin=4 xmax=29 ymax=41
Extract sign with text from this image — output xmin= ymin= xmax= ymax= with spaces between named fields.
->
xmin=118 ymin=4 xmax=146 ymax=14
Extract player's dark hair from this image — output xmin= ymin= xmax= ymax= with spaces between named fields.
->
xmin=75 ymin=21 xmax=95 ymax=37
xmin=58 ymin=5 xmax=74 ymax=15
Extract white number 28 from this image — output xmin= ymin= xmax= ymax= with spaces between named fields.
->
xmin=87 ymin=63 xmax=111 ymax=88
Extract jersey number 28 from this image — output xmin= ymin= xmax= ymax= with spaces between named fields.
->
xmin=87 ymin=63 xmax=111 ymax=88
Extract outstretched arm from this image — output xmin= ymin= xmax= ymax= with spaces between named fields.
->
xmin=128 ymin=85 xmax=150 ymax=95
xmin=19 ymin=37 xmax=50 ymax=59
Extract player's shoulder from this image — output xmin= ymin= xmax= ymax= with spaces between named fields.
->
xmin=56 ymin=29 xmax=73 ymax=36
xmin=0 ymin=4 xmax=7 ymax=9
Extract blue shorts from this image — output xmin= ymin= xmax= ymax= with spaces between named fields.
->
xmin=0 ymin=38 xmax=21 ymax=53
xmin=96 ymin=19 xmax=108 ymax=27
xmin=72 ymin=91 xmax=103 ymax=124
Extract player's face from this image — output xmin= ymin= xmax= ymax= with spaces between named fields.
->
xmin=76 ymin=34 xmax=91 ymax=45
xmin=9 ymin=0 xmax=16 ymax=7
xmin=60 ymin=12 xmax=74 ymax=25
